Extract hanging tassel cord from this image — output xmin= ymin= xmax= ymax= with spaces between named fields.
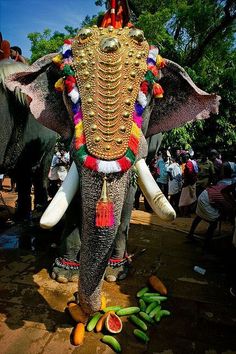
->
xmin=96 ymin=176 xmax=115 ymax=228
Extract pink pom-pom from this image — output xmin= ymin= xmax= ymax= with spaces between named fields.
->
xmin=133 ymin=112 xmax=143 ymax=128
xmin=74 ymin=110 xmax=83 ymax=125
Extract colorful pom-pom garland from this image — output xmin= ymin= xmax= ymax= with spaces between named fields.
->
xmin=53 ymin=40 xmax=165 ymax=174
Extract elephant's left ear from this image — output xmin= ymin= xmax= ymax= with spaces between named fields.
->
xmin=5 ymin=53 xmax=74 ymax=140
xmin=146 ymin=59 xmax=221 ymax=137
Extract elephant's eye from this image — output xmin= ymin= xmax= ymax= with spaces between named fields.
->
xmin=128 ymin=28 xmax=145 ymax=43
xmin=77 ymin=28 xmax=93 ymax=44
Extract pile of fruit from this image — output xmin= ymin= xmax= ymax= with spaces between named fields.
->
xmin=67 ymin=275 xmax=171 ymax=352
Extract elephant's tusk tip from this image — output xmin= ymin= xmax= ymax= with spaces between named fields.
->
xmin=161 ymin=210 xmax=176 ymax=221
xmin=39 ymin=217 xmax=55 ymax=229
xmin=40 ymin=223 xmax=53 ymax=229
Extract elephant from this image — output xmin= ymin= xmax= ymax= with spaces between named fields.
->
xmin=48 ymin=132 xmax=162 ymax=285
xmin=6 ymin=25 xmax=220 ymax=316
xmin=0 ymin=59 xmax=57 ymax=221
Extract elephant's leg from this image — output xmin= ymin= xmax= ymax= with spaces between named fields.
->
xmin=78 ymin=168 xmax=130 ymax=314
xmin=32 ymin=143 xmax=55 ymax=212
xmin=14 ymin=168 xmax=32 ymax=221
xmin=32 ymin=167 xmax=48 ymax=210
xmin=105 ymin=183 xmax=137 ymax=282
xmin=51 ymin=195 xmax=81 ymax=283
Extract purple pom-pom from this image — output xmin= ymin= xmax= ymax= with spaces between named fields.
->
xmin=72 ymin=103 xmax=80 ymax=114
xmin=63 ymin=49 xmax=72 ymax=59
xmin=135 ymin=102 xmax=145 ymax=116
xmin=147 ymin=57 xmax=156 ymax=65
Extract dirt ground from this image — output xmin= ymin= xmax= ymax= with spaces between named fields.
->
xmin=0 ymin=178 xmax=236 ymax=354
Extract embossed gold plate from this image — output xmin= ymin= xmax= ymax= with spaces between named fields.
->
xmin=72 ymin=26 xmax=149 ymax=160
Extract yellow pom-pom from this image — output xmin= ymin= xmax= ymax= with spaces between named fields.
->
xmin=52 ymin=54 xmax=63 ymax=66
xmin=54 ymin=78 xmax=64 ymax=92
xmin=156 ymin=55 xmax=165 ymax=69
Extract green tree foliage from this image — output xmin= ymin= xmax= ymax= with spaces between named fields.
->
xmin=131 ymin=0 xmax=236 ymax=153
xmin=28 ymin=27 xmax=78 ymax=63
xmin=28 ymin=0 xmax=236 ymax=153
xmin=28 ymin=14 xmax=104 ymax=63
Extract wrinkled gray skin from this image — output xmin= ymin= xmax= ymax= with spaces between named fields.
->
xmin=6 ymin=46 xmax=220 ymax=314
xmin=0 ymin=60 xmax=57 ymax=220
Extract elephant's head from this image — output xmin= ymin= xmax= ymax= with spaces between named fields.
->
xmin=6 ymin=25 xmax=220 ymax=315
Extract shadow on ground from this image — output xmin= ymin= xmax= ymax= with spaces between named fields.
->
xmin=0 ymin=182 xmax=236 ymax=353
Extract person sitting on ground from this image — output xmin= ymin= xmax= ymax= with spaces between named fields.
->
xmin=187 ymin=163 xmax=236 ymax=252
xmin=10 ymin=46 xmax=27 ymax=64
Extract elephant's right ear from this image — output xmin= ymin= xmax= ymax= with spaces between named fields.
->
xmin=146 ymin=59 xmax=221 ymax=137
xmin=5 ymin=53 xmax=74 ymax=140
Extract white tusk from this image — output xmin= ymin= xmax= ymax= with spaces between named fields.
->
xmin=135 ymin=158 xmax=176 ymax=221
xmin=40 ymin=162 xmax=79 ymax=229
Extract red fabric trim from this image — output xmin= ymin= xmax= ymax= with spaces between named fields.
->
xmin=64 ymin=39 xmax=72 ymax=45
xmin=109 ymin=258 xmax=123 ymax=263
xmin=148 ymin=65 xmax=159 ymax=76
xmin=140 ymin=81 xmax=149 ymax=94
xmin=65 ymin=76 xmax=76 ymax=93
xmin=129 ymin=135 xmax=139 ymax=155
xmin=84 ymin=155 xmax=97 ymax=170
xmin=74 ymin=134 xmax=86 ymax=150
xmin=62 ymin=259 xmax=80 ymax=266
xmin=117 ymin=157 xmax=131 ymax=171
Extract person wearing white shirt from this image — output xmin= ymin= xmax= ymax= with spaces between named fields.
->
xmin=166 ymin=156 xmax=182 ymax=213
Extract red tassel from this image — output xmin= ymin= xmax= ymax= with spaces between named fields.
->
xmin=96 ymin=200 xmax=115 ymax=227
xmin=96 ymin=177 xmax=115 ymax=228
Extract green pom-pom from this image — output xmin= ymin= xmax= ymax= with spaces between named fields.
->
xmin=77 ymin=145 xmax=87 ymax=162
xmin=63 ymin=64 xmax=75 ymax=76
xmin=145 ymin=70 xmax=155 ymax=83
xmin=126 ymin=148 xmax=135 ymax=163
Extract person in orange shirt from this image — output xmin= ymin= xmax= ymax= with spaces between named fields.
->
xmin=0 ymin=32 xmax=10 ymax=60
xmin=98 ymin=0 xmax=133 ymax=28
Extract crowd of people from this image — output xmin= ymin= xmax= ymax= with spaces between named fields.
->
xmin=135 ymin=147 xmax=236 ymax=296
xmin=143 ymin=148 xmax=236 ymax=220
xmin=0 ymin=32 xmax=27 ymax=63
xmin=48 ymin=145 xmax=70 ymax=198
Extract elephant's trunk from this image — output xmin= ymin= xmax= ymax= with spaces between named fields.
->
xmin=135 ymin=158 xmax=176 ymax=221
xmin=78 ymin=167 xmax=131 ymax=314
